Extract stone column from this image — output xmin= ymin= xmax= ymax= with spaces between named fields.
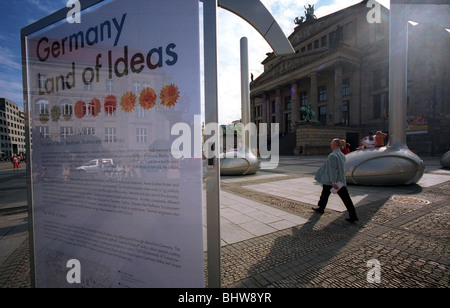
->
xmin=334 ymin=64 xmax=343 ymax=124
xmin=309 ymin=73 xmax=318 ymax=107
xmin=291 ymin=82 xmax=299 ymax=130
xmin=250 ymin=96 xmax=256 ymax=123
xmin=275 ymin=88 xmax=282 ymax=126
xmin=263 ymin=92 xmax=269 ymax=123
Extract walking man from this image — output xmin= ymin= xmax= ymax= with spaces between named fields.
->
xmin=312 ymin=138 xmax=359 ymax=222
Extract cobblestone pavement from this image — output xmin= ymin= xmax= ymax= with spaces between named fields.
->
xmin=217 ymin=177 xmax=449 ymax=288
xmin=1 ymin=161 xmax=449 ymax=288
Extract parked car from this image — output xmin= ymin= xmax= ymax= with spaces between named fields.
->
xmin=76 ymin=159 xmax=114 ymax=173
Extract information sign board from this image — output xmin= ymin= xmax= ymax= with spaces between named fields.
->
xmin=23 ymin=0 xmax=203 ymax=288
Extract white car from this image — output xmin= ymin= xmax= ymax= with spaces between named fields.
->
xmin=76 ymin=159 xmax=114 ymax=173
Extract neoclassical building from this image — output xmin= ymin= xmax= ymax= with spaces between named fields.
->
xmin=250 ymin=1 xmax=449 ymax=155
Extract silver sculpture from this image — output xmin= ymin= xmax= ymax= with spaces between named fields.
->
xmin=220 ymin=148 xmax=260 ymax=175
xmin=220 ymin=37 xmax=259 ymax=175
xmin=345 ymin=3 xmax=425 ymax=186
xmin=441 ymin=151 xmax=450 ymax=168
xmin=345 ymin=147 xmax=425 ymax=185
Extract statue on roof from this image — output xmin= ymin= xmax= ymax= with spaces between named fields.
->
xmin=294 ymin=16 xmax=305 ymax=25
xmin=295 ymin=4 xmax=317 ymax=25
xmin=305 ymin=4 xmax=317 ymax=21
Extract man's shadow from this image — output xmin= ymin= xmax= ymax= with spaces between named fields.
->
xmin=243 ymin=183 xmax=423 ymax=287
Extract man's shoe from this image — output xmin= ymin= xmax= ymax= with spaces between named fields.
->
xmin=312 ymin=207 xmax=324 ymax=214
xmin=345 ymin=217 xmax=359 ymax=223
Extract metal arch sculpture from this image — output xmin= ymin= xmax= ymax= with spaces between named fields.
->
xmin=218 ymin=0 xmax=295 ymax=56
xmin=217 ymin=0 xmax=295 ymax=176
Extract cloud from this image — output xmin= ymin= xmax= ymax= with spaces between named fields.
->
xmin=217 ymin=7 xmax=281 ymax=124
xmin=0 ymin=73 xmax=24 ymax=106
xmin=261 ymin=0 xmax=320 ymax=35
xmin=25 ymin=0 xmax=66 ymax=15
xmin=0 ymin=46 xmax=22 ymax=71
xmin=215 ymin=0 xmax=317 ymax=124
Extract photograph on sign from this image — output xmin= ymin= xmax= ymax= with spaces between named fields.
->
xmin=24 ymin=0 xmax=203 ymax=288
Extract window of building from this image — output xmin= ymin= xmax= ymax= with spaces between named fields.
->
xmin=60 ymin=127 xmax=73 ymax=138
xmin=36 ymin=99 xmax=49 ymax=115
xmin=318 ymin=86 xmax=327 ymax=102
xmin=105 ymin=101 xmax=116 ymax=117
xmin=285 ymin=97 xmax=291 ymax=110
xmin=307 ymin=43 xmax=312 ymax=51
xmin=61 ymin=100 xmax=73 ymax=117
xmin=373 ymin=94 xmax=382 ymax=119
xmin=38 ymin=74 xmax=46 ymax=90
xmin=105 ymin=127 xmax=117 ymax=143
xmin=330 ymin=31 xmax=336 ymax=46
xmin=342 ymin=78 xmax=350 ymax=96
xmin=300 ymin=91 xmax=308 ymax=106
xmin=383 ymin=94 xmax=389 ymax=118
xmin=136 ymin=128 xmax=147 ymax=143
xmin=285 ymin=113 xmax=292 ymax=132
xmin=83 ymin=127 xmax=95 ymax=135
xmin=373 ymin=70 xmax=381 ymax=89
xmin=106 ymin=79 xmax=114 ymax=93
xmin=271 ymin=100 xmax=276 ymax=113
xmin=84 ymin=82 xmax=93 ymax=91
xmin=318 ymin=106 xmax=327 ymax=125
xmin=343 ymin=100 xmax=350 ymax=126
xmin=301 ymin=46 xmax=306 ymax=53
xmin=136 ymin=106 xmax=147 ymax=118
xmin=321 ymin=36 xmax=327 ymax=47
xmin=255 ymin=105 xmax=262 ymax=118
xmin=314 ymin=39 xmax=319 ymax=49
xmin=133 ymin=81 xmax=140 ymax=94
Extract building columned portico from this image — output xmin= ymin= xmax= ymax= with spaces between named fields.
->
xmin=250 ymin=1 xmax=449 ymax=156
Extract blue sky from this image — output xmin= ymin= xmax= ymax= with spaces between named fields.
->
xmin=0 ymin=0 xmax=69 ymax=105
xmin=0 ymin=0 xmax=390 ymax=124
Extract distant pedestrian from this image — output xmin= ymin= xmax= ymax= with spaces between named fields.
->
xmin=340 ymin=139 xmax=350 ymax=155
xmin=375 ymin=131 xmax=387 ymax=147
xmin=361 ymin=132 xmax=375 ymax=149
xmin=298 ymin=145 xmax=304 ymax=157
xmin=312 ymin=138 xmax=358 ymax=222
xmin=12 ymin=155 xmax=19 ymax=170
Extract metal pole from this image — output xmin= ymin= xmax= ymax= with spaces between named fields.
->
xmin=21 ymin=31 xmax=37 ymax=289
xmin=388 ymin=2 xmax=408 ymax=149
xmin=203 ymin=0 xmax=221 ymax=288
xmin=240 ymin=37 xmax=250 ymax=149
xmin=240 ymin=37 xmax=250 ymax=126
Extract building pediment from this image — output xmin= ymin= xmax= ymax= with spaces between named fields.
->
xmin=251 ymin=44 xmax=361 ymax=90
xmin=289 ymin=1 xmax=366 ymax=48
xmin=252 ymin=50 xmax=328 ymax=87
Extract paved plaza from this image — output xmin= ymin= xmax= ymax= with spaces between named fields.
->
xmin=1 ymin=156 xmax=449 ymax=288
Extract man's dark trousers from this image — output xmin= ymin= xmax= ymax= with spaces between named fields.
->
xmin=317 ymin=185 xmax=358 ymax=220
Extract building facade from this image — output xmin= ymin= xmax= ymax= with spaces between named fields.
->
xmin=0 ymin=98 xmax=26 ymax=158
xmin=250 ymin=1 xmax=449 ymax=155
